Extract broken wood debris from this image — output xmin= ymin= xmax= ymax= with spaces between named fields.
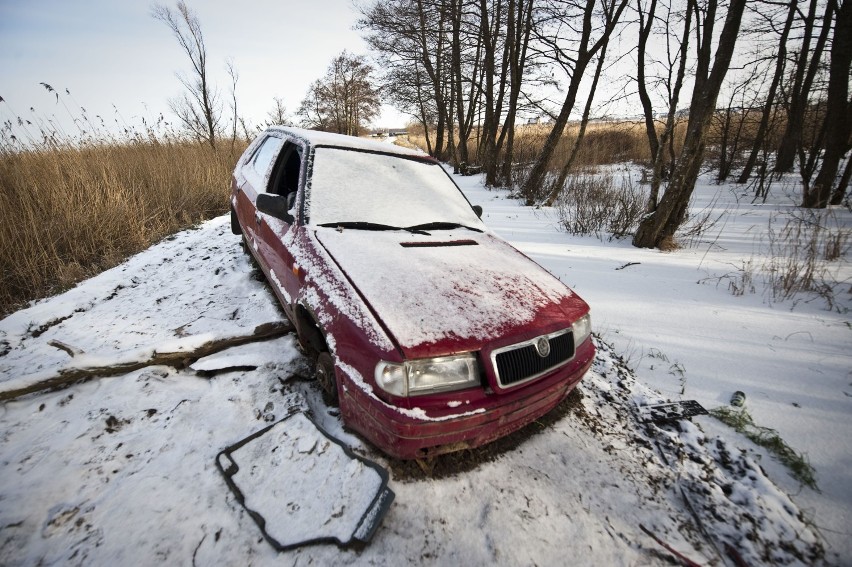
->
xmin=47 ymin=340 xmax=85 ymax=357
xmin=0 ymin=321 xmax=293 ymax=402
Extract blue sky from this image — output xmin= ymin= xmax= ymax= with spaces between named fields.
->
xmin=0 ymin=0 xmax=407 ymax=136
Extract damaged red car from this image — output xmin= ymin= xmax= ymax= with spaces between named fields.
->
xmin=231 ymin=126 xmax=594 ymax=460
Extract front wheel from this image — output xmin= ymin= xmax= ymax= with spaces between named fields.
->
xmin=315 ymin=351 xmax=339 ymax=406
xmin=230 ymin=207 xmax=242 ymax=235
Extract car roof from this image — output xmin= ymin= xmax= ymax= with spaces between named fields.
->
xmin=265 ymin=126 xmax=430 ymax=159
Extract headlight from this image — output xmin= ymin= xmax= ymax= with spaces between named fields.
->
xmin=375 ymin=354 xmax=480 ymax=397
xmin=572 ymin=313 xmax=592 ymax=346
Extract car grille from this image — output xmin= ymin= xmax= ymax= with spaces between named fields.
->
xmin=492 ymin=330 xmax=574 ymax=388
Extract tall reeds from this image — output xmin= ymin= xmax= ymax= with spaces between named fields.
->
xmin=1 ymin=96 xmax=245 ymax=316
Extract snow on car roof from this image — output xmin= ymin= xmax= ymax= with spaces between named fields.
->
xmin=266 ymin=126 xmax=429 ymax=158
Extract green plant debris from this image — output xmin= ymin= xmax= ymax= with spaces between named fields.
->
xmin=709 ymin=406 xmax=818 ymax=490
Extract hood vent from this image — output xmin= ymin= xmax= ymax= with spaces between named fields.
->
xmin=400 ymin=240 xmax=478 ymax=248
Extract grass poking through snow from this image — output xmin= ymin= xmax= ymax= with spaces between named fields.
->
xmin=709 ymin=406 xmax=818 ymax=490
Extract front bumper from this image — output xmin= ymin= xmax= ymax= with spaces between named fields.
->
xmin=339 ymin=339 xmax=595 ymax=460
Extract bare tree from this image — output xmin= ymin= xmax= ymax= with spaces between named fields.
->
xmin=712 ymin=68 xmax=761 ymax=184
xmin=475 ymin=0 xmax=538 ymax=186
xmin=637 ymin=0 xmax=695 ymax=213
xmin=447 ymin=0 xmax=480 ymax=169
xmin=541 ymin=32 xmax=613 ymax=206
xmin=359 ymin=0 xmax=452 ymax=157
xmin=635 ymin=0 xmax=694 ymax=211
xmin=361 ymin=0 xmax=537 ymax=177
xmin=297 ymin=52 xmax=381 ymax=135
xmin=519 ymin=0 xmax=630 ymax=205
xmin=497 ymin=0 xmax=536 ymax=185
xmin=774 ymin=0 xmax=835 ymax=172
xmin=736 ymin=0 xmax=798 ymax=183
xmin=830 ymin=156 xmax=852 ymax=204
xmin=152 ymin=1 xmax=220 ymax=148
xmin=225 ymin=58 xmax=239 ymax=148
xmin=633 ymin=0 xmax=748 ymax=249
xmin=637 ymin=0 xmax=662 ymax=162
xmin=804 ymin=0 xmax=851 ymax=207
xmin=265 ymin=97 xmax=293 ymax=127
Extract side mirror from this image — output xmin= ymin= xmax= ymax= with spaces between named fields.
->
xmin=472 ymin=205 xmax=483 ymax=218
xmin=256 ymin=193 xmax=294 ymax=224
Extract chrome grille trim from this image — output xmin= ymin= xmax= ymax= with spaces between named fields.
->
xmin=491 ymin=329 xmax=575 ymax=389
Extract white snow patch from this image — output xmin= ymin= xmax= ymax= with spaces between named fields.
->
xmin=190 ymin=337 xmax=300 ymax=373
xmin=0 ymin=163 xmax=844 ymax=564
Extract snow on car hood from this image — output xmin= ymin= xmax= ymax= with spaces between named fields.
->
xmin=315 ymin=228 xmax=578 ymax=353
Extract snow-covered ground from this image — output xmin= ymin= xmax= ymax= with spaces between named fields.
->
xmin=462 ymin=167 xmax=851 ymax=560
xmin=0 ymin=162 xmax=848 ymax=565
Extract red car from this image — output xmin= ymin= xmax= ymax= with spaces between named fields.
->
xmin=231 ymin=127 xmax=594 ymax=460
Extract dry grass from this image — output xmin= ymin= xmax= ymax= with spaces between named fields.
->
xmin=401 ymin=106 xmax=824 ymax=186
xmin=725 ymin=209 xmax=851 ymax=310
xmin=404 ymin=119 xmax=684 ymax=177
xmin=0 ymin=140 xmax=244 ymax=316
xmin=709 ymin=406 xmax=817 ymax=490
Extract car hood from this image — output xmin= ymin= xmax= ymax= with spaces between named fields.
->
xmin=314 ymin=228 xmax=584 ymax=357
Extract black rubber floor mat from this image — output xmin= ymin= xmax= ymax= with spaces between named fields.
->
xmin=216 ymin=411 xmax=394 ymax=551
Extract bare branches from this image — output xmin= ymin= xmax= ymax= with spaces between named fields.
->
xmin=225 ymin=58 xmax=239 ymax=147
xmin=356 ymin=0 xmax=848 ymax=220
xmin=519 ymin=0 xmax=631 ymax=204
xmin=152 ymin=1 xmax=220 ymax=148
xmin=633 ymin=0 xmax=749 ymax=249
xmin=266 ymin=97 xmax=292 ymax=127
xmin=297 ymin=52 xmax=381 ymax=136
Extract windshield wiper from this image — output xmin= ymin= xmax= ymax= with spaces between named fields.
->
xmin=405 ymin=221 xmax=483 ymax=233
xmin=317 ymin=221 xmax=430 ymax=235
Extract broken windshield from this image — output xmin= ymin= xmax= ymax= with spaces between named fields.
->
xmin=306 ymin=147 xmax=484 ymax=229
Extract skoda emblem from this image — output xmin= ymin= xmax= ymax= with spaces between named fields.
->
xmin=535 ymin=336 xmax=551 ymax=358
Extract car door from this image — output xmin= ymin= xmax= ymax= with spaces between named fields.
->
xmin=236 ymin=134 xmax=285 ymax=256
xmin=254 ymin=139 xmax=305 ymax=309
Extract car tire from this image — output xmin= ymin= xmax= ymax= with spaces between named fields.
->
xmin=316 ymin=351 xmax=339 ymax=406
xmin=230 ymin=207 xmax=242 ymax=235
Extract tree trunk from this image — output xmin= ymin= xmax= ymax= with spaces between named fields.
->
xmin=646 ymin=0 xmax=693 ymax=212
xmin=637 ymin=0 xmax=660 ymax=161
xmin=633 ymin=0 xmax=748 ymax=248
xmin=479 ymin=0 xmax=500 ymax=186
xmin=774 ymin=0 xmax=835 ymax=172
xmin=737 ymin=0 xmax=796 ymax=183
xmin=519 ymin=0 xmax=628 ymax=204
xmin=416 ymin=0 xmax=448 ymax=159
xmin=497 ymin=0 xmax=533 ymax=185
xmin=543 ymin=41 xmax=609 ymax=206
xmin=803 ymin=0 xmax=852 ymax=208
xmin=450 ymin=0 xmax=483 ymax=168
xmin=830 ymin=155 xmax=852 ymax=205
